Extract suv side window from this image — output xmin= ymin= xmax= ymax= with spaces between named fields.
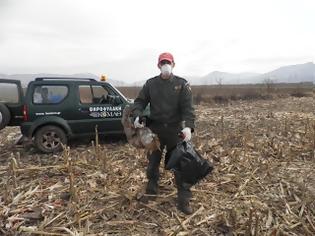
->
xmin=79 ymin=85 xmax=109 ymax=104
xmin=79 ymin=85 xmax=93 ymax=104
xmin=92 ymin=85 xmax=109 ymax=104
xmin=33 ymin=85 xmax=68 ymax=104
xmin=0 ymin=83 xmax=19 ymax=103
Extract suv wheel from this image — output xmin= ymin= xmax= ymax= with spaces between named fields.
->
xmin=0 ymin=103 xmax=11 ymax=130
xmin=34 ymin=125 xmax=67 ymax=153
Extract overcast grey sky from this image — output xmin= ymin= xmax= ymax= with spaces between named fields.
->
xmin=0 ymin=0 xmax=314 ymax=82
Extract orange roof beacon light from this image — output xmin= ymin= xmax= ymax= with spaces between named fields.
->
xmin=100 ymin=75 xmax=107 ymax=81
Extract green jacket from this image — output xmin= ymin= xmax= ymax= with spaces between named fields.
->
xmin=132 ymin=74 xmax=195 ymax=130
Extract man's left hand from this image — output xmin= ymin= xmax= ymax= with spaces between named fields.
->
xmin=181 ymin=127 xmax=191 ymax=142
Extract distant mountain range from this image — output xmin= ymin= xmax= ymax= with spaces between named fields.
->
xmin=1 ymin=62 xmax=314 ymax=87
xmin=195 ymin=71 xmax=261 ymax=85
xmin=193 ymin=62 xmax=315 ymax=85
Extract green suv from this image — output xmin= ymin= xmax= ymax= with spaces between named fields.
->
xmin=0 ymin=77 xmax=132 ymax=153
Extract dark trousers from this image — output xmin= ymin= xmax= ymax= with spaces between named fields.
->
xmin=146 ymin=123 xmax=192 ymax=200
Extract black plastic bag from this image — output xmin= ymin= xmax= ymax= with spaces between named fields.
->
xmin=166 ymin=141 xmax=213 ymax=185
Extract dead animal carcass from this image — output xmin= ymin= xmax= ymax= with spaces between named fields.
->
xmin=122 ymin=105 xmax=160 ymax=153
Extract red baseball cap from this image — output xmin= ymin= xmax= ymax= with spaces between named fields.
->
xmin=158 ymin=52 xmax=174 ymax=64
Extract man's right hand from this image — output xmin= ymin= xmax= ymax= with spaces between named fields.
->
xmin=134 ymin=116 xmax=145 ymax=128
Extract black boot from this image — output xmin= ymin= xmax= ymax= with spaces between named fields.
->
xmin=177 ymin=196 xmax=193 ymax=215
xmin=146 ymin=179 xmax=158 ymax=195
xmin=145 ymin=150 xmax=161 ymax=196
xmin=140 ymin=179 xmax=158 ymax=203
xmin=174 ymin=171 xmax=193 ymax=214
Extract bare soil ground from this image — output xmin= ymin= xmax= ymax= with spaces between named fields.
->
xmin=0 ymin=97 xmax=314 ymax=235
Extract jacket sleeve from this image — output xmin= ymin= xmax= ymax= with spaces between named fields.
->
xmin=180 ymin=82 xmax=195 ymax=131
xmin=132 ymin=81 xmax=150 ymax=118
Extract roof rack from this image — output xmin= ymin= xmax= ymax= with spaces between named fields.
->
xmin=35 ymin=77 xmax=97 ymax=82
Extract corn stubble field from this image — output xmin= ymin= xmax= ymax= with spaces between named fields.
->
xmin=0 ymin=86 xmax=314 ymax=236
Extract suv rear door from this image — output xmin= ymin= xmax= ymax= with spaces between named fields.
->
xmin=0 ymin=79 xmax=24 ymax=126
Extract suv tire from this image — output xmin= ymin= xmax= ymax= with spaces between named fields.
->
xmin=0 ymin=103 xmax=11 ymax=130
xmin=34 ymin=125 xmax=67 ymax=153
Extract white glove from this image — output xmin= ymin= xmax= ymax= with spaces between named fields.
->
xmin=134 ymin=116 xmax=144 ymax=128
xmin=181 ymin=127 xmax=191 ymax=142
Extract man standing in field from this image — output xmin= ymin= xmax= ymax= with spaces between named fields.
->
xmin=132 ymin=52 xmax=196 ymax=214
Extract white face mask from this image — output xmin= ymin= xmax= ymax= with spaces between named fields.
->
xmin=160 ymin=64 xmax=172 ymax=77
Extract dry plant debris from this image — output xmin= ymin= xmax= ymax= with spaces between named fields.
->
xmin=0 ymin=96 xmax=314 ymax=235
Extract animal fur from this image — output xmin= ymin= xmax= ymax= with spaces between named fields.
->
xmin=121 ymin=105 xmax=160 ymax=153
